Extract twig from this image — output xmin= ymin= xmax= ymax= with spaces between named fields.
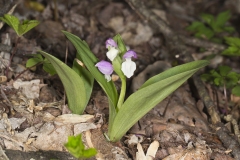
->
xmin=0 ymin=85 xmax=15 ymax=115
xmin=0 ymin=144 xmax=9 ymax=160
xmin=53 ymin=0 xmax=59 ymax=22
xmin=13 ymin=62 xmax=43 ymax=81
xmin=223 ymin=82 xmax=229 ymax=114
xmin=5 ymin=37 xmax=20 ymax=78
xmin=192 ymin=74 xmax=221 ymax=123
xmin=224 ymin=115 xmax=240 ymax=144
xmin=179 ymin=35 xmax=226 ymax=51
xmin=216 ymin=122 xmax=240 ymax=159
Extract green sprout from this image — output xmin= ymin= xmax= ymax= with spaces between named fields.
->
xmin=0 ymin=14 xmax=39 ymax=37
xmin=201 ymin=65 xmax=240 ymax=97
xmin=186 ymin=10 xmax=235 ymax=43
xmin=0 ymin=14 xmax=40 ymax=78
xmin=64 ymin=134 xmax=97 ymax=159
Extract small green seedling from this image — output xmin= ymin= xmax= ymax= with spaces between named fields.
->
xmin=65 ymin=134 xmax=97 ymax=159
xmin=201 ymin=65 xmax=240 ymax=96
xmin=221 ymin=37 xmax=240 ymax=56
xmin=187 ymin=11 xmax=235 ymax=43
xmin=0 ymin=14 xmax=40 ymax=78
xmin=26 ymin=53 xmax=56 ymax=75
xmin=0 ymin=14 xmax=39 ymax=37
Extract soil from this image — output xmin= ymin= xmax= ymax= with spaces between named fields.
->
xmin=0 ymin=0 xmax=240 ymax=160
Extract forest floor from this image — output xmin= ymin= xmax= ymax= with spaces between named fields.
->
xmin=0 ymin=0 xmax=240 ymax=159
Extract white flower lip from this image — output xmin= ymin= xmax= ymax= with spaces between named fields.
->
xmin=106 ymin=47 xmax=119 ymax=61
xmin=121 ymin=58 xmax=136 ymax=78
xmin=121 ymin=50 xmax=137 ymax=78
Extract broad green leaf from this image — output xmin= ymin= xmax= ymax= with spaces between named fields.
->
xmin=109 ymin=60 xmax=209 ymax=142
xmin=82 ymin=148 xmax=98 ymax=158
xmin=224 ymin=37 xmax=240 ymax=47
xmin=215 ymin=11 xmax=231 ymax=27
xmin=62 ymin=31 xmax=118 ymax=117
xmin=40 ymin=51 xmax=87 ymax=114
xmin=209 ymin=23 xmax=221 ymax=33
xmin=194 ymin=27 xmax=214 ymax=39
xmin=42 ymin=62 xmax=57 ymax=75
xmin=221 ymin=46 xmax=240 ymax=56
xmin=214 ymin=77 xmax=224 ymax=86
xmin=223 ymin=26 xmax=235 ymax=33
xmin=26 ymin=58 xmax=40 ymax=68
xmin=72 ymin=59 xmax=94 ymax=107
xmin=201 ymin=13 xmax=214 ymax=24
xmin=18 ymin=20 xmax=40 ymax=36
xmin=0 ymin=14 xmax=19 ymax=33
xmin=141 ymin=60 xmax=209 ymax=88
xmin=218 ymin=65 xmax=231 ymax=76
xmin=186 ymin=21 xmax=205 ymax=32
xmin=210 ymin=69 xmax=221 ymax=78
xmin=226 ymin=72 xmax=239 ymax=88
xmin=232 ymin=85 xmax=240 ymax=96
xmin=26 ymin=54 xmax=44 ymax=68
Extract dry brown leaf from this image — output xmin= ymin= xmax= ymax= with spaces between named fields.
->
xmin=54 ymin=114 xmax=94 ymax=124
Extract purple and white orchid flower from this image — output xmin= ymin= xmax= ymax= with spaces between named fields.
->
xmin=95 ymin=60 xmax=113 ymax=82
xmin=121 ymin=50 xmax=137 ymax=78
xmin=106 ymin=38 xmax=119 ymax=61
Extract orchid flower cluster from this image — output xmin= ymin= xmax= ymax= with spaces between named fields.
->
xmin=95 ymin=38 xmax=137 ymax=82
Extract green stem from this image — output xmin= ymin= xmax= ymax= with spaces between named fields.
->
xmin=117 ymin=76 xmax=126 ymax=111
xmin=112 ymin=56 xmax=126 ymax=111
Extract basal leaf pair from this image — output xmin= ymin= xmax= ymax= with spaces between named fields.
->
xmin=26 ymin=54 xmax=56 ymax=75
xmin=40 ymin=31 xmax=209 ymax=142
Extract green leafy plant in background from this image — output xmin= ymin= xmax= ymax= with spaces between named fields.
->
xmin=0 ymin=14 xmax=39 ymax=36
xmin=65 ymin=134 xmax=97 ymax=159
xmin=26 ymin=53 xmax=56 ymax=75
xmin=221 ymin=37 xmax=240 ymax=56
xmin=41 ymin=31 xmax=209 ymax=142
xmin=0 ymin=14 xmax=40 ymax=78
xmin=186 ymin=10 xmax=235 ymax=43
xmin=201 ymin=65 xmax=240 ymax=97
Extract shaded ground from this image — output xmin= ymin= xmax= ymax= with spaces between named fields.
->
xmin=0 ymin=0 xmax=240 ymax=159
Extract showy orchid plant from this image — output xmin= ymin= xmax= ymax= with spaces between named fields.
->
xmin=40 ymin=32 xmax=209 ymax=142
